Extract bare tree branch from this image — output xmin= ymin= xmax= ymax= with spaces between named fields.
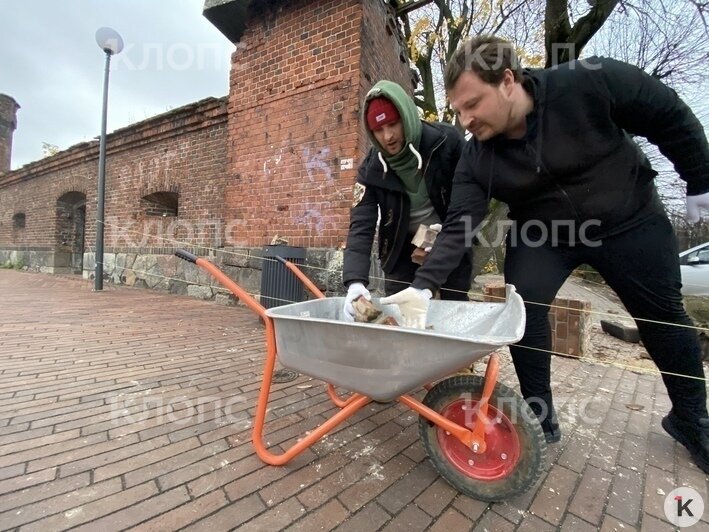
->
xmin=545 ymin=0 xmax=621 ymax=65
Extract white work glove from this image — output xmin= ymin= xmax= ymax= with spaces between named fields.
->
xmin=423 ymin=223 xmax=442 ymax=253
xmin=380 ymin=287 xmax=432 ymax=329
xmin=686 ymin=192 xmax=709 ymax=223
xmin=343 ymin=282 xmax=371 ymax=322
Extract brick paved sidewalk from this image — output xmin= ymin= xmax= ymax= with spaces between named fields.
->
xmin=0 ymin=269 xmax=706 ymax=531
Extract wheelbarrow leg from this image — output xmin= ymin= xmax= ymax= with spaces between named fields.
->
xmin=399 ymin=353 xmax=500 ymax=454
xmin=468 ymin=352 xmax=500 ymax=453
xmin=326 ymin=384 xmax=359 ymax=408
xmin=397 ymin=394 xmax=486 ymax=453
xmin=175 ymin=250 xmax=373 ymax=466
xmin=252 ymin=317 xmax=371 ymax=465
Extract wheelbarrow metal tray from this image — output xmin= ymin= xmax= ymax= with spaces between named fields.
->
xmin=265 ymin=285 xmax=525 ymax=402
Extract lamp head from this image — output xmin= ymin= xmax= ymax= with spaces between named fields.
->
xmin=95 ymin=27 xmax=124 ymax=55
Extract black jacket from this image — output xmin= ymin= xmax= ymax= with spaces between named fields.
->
xmin=343 ymin=121 xmax=465 ymax=287
xmin=413 ymin=57 xmax=709 ymax=293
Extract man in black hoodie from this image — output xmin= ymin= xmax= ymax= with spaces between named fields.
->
xmin=381 ymin=35 xmax=709 ymax=472
xmin=341 ymin=80 xmax=472 ymax=321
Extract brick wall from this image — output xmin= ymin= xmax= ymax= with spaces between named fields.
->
xmin=223 ymin=0 xmax=413 ymax=250
xmin=0 ymin=0 xmax=417 ymax=300
xmin=100 ymin=98 xmax=228 ymax=254
xmin=0 ymin=97 xmax=228 ymax=274
xmin=483 ymin=281 xmax=593 ymax=357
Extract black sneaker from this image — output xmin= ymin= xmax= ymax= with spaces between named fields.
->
xmin=661 ymin=410 xmax=709 ymax=473
xmin=541 ymin=418 xmax=561 ymax=444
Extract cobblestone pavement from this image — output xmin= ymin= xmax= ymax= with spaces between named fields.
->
xmin=0 ymin=269 xmax=707 ymax=531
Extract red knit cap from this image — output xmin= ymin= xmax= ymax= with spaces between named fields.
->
xmin=366 ymin=97 xmax=400 ymax=130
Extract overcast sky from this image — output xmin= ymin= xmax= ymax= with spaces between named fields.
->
xmin=1 ymin=0 xmax=235 ymax=170
xmin=2 ymin=0 xmax=706 ymax=183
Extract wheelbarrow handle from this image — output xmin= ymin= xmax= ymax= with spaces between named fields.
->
xmin=273 ymin=256 xmax=325 ymax=299
xmin=174 ymin=250 xmax=324 ymax=300
xmin=175 ymin=249 xmax=198 ymax=263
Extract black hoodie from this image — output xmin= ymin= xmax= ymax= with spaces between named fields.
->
xmin=343 ymin=121 xmax=464 ymax=287
xmin=413 ymin=56 xmax=709 ymax=293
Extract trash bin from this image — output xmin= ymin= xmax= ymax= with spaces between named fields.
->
xmin=260 ymin=245 xmax=307 ymax=309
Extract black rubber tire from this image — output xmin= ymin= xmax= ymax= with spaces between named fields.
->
xmin=419 ymin=374 xmax=547 ymax=501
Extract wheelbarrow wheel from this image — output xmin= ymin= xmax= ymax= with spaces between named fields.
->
xmin=419 ymin=374 xmax=547 ymax=501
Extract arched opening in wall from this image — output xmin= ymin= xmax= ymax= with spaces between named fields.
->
xmin=12 ymin=212 xmax=27 ymax=229
xmin=142 ymin=191 xmax=179 ymax=217
xmin=12 ymin=213 xmax=25 ymax=229
xmin=56 ymin=191 xmax=87 ymax=274
xmin=11 ymin=212 xmax=26 ymax=247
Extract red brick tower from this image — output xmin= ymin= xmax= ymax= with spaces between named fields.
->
xmin=205 ymin=0 xmax=414 ymax=249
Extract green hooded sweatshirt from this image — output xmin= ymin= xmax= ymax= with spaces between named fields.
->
xmin=363 ymin=81 xmax=428 ymax=212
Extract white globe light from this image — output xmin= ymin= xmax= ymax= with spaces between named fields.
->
xmin=95 ymin=27 xmax=124 ymax=55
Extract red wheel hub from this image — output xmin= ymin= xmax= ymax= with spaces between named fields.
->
xmin=437 ymin=398 xmax=521 ymax=480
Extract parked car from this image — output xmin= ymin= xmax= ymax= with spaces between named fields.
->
xmin=680 ymin=242 xmax=709 ymax=296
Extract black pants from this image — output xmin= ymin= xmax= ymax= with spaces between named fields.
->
xmin=505 ymin=213 xmax=708 ymax=424
xmin=385 ymin=241 xmax=472 ymax=301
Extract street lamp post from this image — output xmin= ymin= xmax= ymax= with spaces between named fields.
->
xmin=94 ymin=27 xmax=123 ymax=291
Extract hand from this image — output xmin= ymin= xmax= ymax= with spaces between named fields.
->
xmin=686 ymin=192 xmax=709 ymax=223
xmin=343 ymin=282 xmax=371 ymax=322
xmin=380 ymin=287 xmax=432 ymax=329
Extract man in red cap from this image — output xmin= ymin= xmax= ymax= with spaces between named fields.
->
xmin=365 ymin=97 xmax=405 ymax=155
xmin=341 ymin=80 xmax=473 ymax=321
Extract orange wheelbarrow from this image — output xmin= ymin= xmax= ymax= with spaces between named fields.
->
xmin=175 ymin=249 xmax=547 ymax=501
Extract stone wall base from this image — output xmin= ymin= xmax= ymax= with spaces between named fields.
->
xmin=0 ymin=246 xmax=382 ymax=307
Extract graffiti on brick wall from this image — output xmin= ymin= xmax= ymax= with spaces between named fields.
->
xmin=298 ymin=145 xmax=336 ymax=235
xmin=258 ymin=143 xmax=339 ymax=238
xmin=294 ymin=203 xmax=324 ymax=234
xmin=262 ymin=151 xmax=283 ymax=177
xmin=303 ymin=146 xmax=333 ymax=188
